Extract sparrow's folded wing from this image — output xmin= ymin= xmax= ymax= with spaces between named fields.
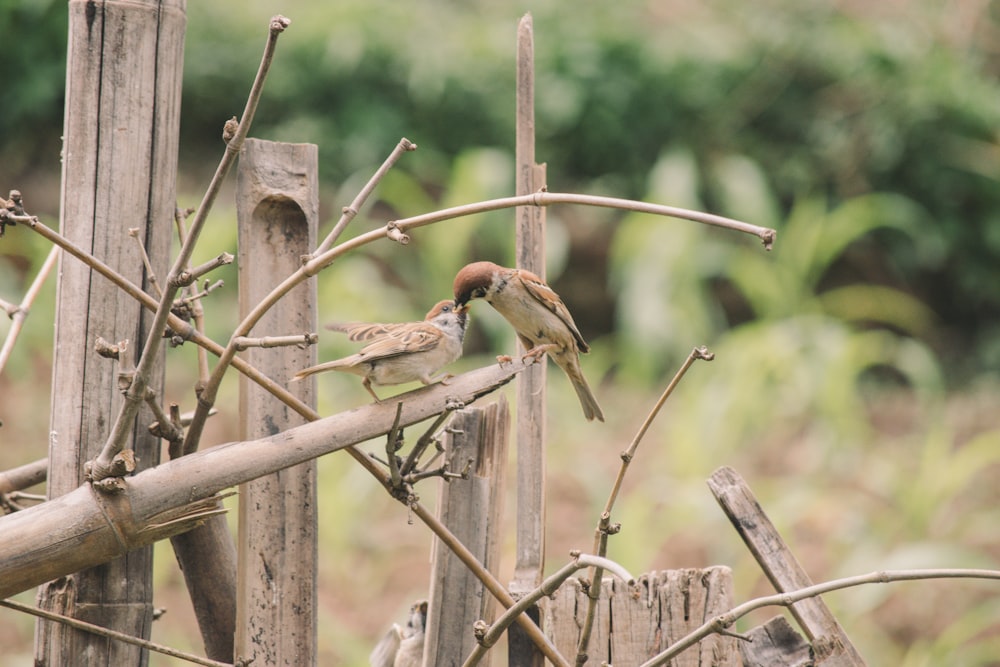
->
xmin=327 ymin=321 xmax=410 ymax=342
xmin=355 ymin=323 xmax=443 ymax=360
xmin=517 ymin=271 xmax=591 ymax=353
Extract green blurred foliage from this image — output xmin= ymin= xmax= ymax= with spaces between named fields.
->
xmin=4 ymin=0 xmax=1000 ymax=377
xmin=2 ymin=0 xmax=1000 ymax=665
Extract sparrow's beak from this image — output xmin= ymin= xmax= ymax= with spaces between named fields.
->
xmin=454 ymin=301 xmax=470 ymax=314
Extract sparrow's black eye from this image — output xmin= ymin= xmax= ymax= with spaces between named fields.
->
xmin=473 ymin=287 xmax=487 ymax=298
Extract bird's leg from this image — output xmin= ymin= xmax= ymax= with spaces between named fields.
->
xmin=362 ymin=377 xmax=383 ymax=403
xmin=522 ymin=342 xmax=559 ymax=363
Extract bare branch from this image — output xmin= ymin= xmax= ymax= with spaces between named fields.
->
xmin=90 ymin=15 xmax=292 ymax=477
xmin=389 ymin=191 xmax=777 ymax=249
xmin=232 ymin=333 xmax=317 ymax=351
xmin=128 ymin=227 xmax=163 ymax=299
xmin=0 ymin=245 xmax=59 ymax=375
xmin=313 ymin=136 xmax=417 ymax=256
xmin=171 ymin=253 xmax=234 ymax=288
xmin=576 ymin=346 xmax=714 ymax=663
xmin=0 ymin=598 xmax=232 ymax=667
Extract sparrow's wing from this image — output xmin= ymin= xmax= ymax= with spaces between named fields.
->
xmin=516 ymin=270 xmax=591 ymax=353
xmin=368 ymin=624 xmax=403 ymax=667
xmin=327 ymin=321 xmax=411 ymax=342
xmin=355 ymin=323 xmax=444 ymax=360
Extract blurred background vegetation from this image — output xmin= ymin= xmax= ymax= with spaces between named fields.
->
xmin=1 ymin=0 xmax=999 ymax=665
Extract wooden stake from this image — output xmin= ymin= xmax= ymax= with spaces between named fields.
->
xmin=545 ymin=569 xmax=739 ymax=665
xmin=36 ymin=0 xmax=185 ymax=664
xmin=424 ymin=399 xmax=511 ymax=666
xmin=511 ymin=13 xmax=547 ymax=666
xmin=235 ymin=139 xmax=320 ymax=666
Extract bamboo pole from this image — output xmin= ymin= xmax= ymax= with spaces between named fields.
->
xmin=424 ymin=399 xmax=510 ymax=666
xmin=0 ymin=359 xmax=530 ymax=600
xmin=36 ymin=1 xmax=185 ymax=664
xmin=235 ymin=139 xmax=319 ymax=665
xmin=509 ymin=13 xmax=548 ymax=667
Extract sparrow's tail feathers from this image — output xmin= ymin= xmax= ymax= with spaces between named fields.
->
xmin=291 ymin=358 xmax=355 ymax=381
xmin=571 ymin=375 xmax=605 ymax=422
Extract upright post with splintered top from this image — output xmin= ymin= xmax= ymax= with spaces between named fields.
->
xmin=236 ymin=139 xmax=320 ymax=665
xmin=424 ymin=398 xmax=511 ymax=666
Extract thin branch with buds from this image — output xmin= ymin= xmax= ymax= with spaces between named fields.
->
xmin=313 ymin=136 xmax=418 ymax=256
xmin=173 ymin=206 xmax=212 ymax=387
xmin=575 ymin=346 xmax=714 ymax=664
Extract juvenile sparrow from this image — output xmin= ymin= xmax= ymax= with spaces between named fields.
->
xmin=453 ymin=261 xmax=604 ymax=422
xmin=369 ymin=600 xmax=427 ymax=667
xmin=292 ymin=300 xmax=467 ymax=402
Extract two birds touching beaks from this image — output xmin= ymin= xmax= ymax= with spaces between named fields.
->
xmin=292 ymin=261 xmax=604 ymax=422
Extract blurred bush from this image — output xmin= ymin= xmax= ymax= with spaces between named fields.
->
xmin=2 ymin=0 xmax=1000 ymax=664
xmin=5 ymin=0 xmax=997 ymax=379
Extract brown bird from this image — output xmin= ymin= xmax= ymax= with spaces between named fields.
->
xmin=453 ymin=261 xmax=604 ymax=422
xmin=369 ymin=600 xmax=427 ymax=667
xmin=292 ymin=300 xmax=467 ymax=402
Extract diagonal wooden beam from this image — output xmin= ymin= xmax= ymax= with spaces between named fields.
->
xmin=708 ymin=466 xmax=867 ymax=666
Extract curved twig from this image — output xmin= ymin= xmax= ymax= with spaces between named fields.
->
xmin=576 ymin=346 xmax=714 ymax=663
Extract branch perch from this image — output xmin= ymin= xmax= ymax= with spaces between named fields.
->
xmin=0 ymin=357 xmax=531 ymax=600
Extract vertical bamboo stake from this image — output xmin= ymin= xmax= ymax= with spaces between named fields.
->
xmin=424 ymin=399 xmax=511 ymax=666
xmin=509 ymin=13 xmax=548 ymax=667
xmin=168 ymin=511 xmax=237 ymax=661
xmin=235 ymin=139 xmax=319 ymax=665
xmin=36 ymin=1 xmax=185 ymax=664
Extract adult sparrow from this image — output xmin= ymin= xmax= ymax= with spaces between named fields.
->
xmin=453 ymin=261 xmax=604 ymax=422
xmin=292 ymin=300 xmax=467 ymax=402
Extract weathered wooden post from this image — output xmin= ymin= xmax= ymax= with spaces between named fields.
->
xmin=235 ymin=138 xmax=319 ymax=665
xmin=546 ymin=568 xmax=739 ymax=665
xmin=509 ymin=13 xmax=549 ymax=666
xmin=424 ymin=398 xmax=511 ymax=666
xmin=35 ymin=0 xmax=185 ymax=664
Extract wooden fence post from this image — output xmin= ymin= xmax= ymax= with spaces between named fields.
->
xmin=424 ymin=398 xmax=511 ymax=666
xmin=35 ymin=0 xmax=185 ymax=664
xmin=546 ymin=568 xmax=739 ymax=665
xmin=235 ymin=138 xmax=319 ymax=665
